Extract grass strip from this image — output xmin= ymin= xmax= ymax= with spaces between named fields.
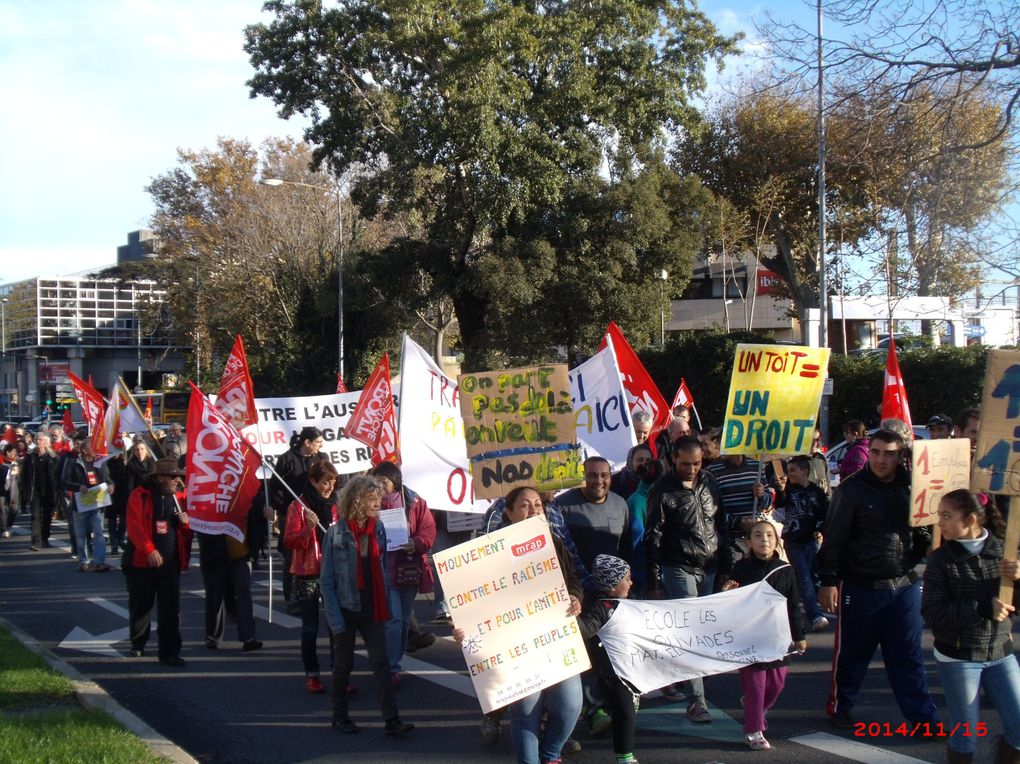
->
xmin=0 ymin=626 xmax=166 ymax=763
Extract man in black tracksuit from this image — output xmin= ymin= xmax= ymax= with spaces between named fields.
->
xmin=817 ymin=428 xmax=937 ymax=727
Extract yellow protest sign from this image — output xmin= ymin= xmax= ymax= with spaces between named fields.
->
xmin=721 ymin=344 xmax=830 ymax=456
xmin=458 ymin=364 xmax=583 ymax=500
xmin=909 ymin=438 xmax=971 ymax=527
xmin=973 ymin=349 xmax=1020 ymax=495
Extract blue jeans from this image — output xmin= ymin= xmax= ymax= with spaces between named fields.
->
xmin=661 ymin=565 xmax=705 ymax=704
xmin=73 ymin=509 xmax=106 ymax=565
xmin=385 ymin=584 xmax=418 ymax=673
xmin=509 ymin=673 xmax=583 ymax=764
xmin=936 ymin=654 xmax=1020 ymax=754
xmin=785 ymin=541 xmax=822 ymax=621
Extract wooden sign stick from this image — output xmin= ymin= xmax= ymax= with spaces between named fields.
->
xmin=1000 ymin=496 xmax=1020 ymax=604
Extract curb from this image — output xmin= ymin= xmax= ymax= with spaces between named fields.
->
xmin=0 ymin=615 xmax=199 ymax=764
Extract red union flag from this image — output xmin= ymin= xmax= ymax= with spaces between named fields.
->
xmin=215 ymin=335 xmax=258 ymax=429
xmin=185 ymin=382 xmax=262 ymax=542
xmin=67 ymin=371 xmax=107 ymax=455
xmin=346 ymin=354 xmax=400 ymax=466
xmin=598 ymin=321 xmax=672 ymax=452
xmin=336 ymin=374 xmax=348 ymax=394
xmin=671 ymin=377 xmax=695 ymax=412
xmin=881 ymin=337 xmax=913 ymax=428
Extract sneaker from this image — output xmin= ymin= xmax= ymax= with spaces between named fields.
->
xmin=480 ymin=714 xmax=501 ymax=743
xmin=589 ymin=708 xmax=612 ymax=736
xmin=686 ymin=701 xmax=712 ymax=724
xmin=431 ymin=612 xmax=453 ymax=624
xmin=242 ymin=640 xmax=263 ymax=652
xmin=332 ymin=718 xmax=360 ymax=734
xmin=93 ymin=563 xmax=111 ymax=572
xmin=78 ymin=563 xmax=92 ymax=572
xmin=2 ymin=530 xmax=10 ymax=538
xmin=305 ymin=676 xmax=326 ymax=694
xmin=812 ymin=616 xmax=830 ymax=632
xmin=30 ymin=544 xmax=40 ymax=551
xmin=384 ymin=717 xmax=415 ymax=735
xmin=830 ymin=710 xmax=854 ymax=729
xmin=561 ymin=738 xmax=582 ymax=753
xmin=746 ymin=731 xmax=771 ymax=751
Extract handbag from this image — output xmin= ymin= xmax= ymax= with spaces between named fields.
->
xmin=394 ymin=553 xmax=422 ymax=587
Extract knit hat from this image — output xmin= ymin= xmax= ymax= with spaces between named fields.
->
xmin=592 ymin=554 xmax=630 ymax=591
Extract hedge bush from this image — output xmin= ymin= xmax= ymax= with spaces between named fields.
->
xmin=639 ymin=330 xmax=993 ymax=443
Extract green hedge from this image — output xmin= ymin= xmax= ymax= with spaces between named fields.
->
xmin=639 ymin=330 xmax=993 ymax=442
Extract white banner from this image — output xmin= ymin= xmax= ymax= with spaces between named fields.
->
xmin=241 ymin=390 xmax=398 ymax=475
xmin=569 ymin=345 xmax=635 ymax=472
xmin=398 ymin=335 xmax=489 ymax=515
xmin=597 ymin=581 xmax=793 ymax=694
xmin=437 ymin=516 xmax=590 ymax=713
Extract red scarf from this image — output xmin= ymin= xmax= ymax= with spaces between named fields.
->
xmin=347 ymin=517 xmax=388 ymax=622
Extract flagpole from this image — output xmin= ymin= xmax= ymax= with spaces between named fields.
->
xmin=254 ymin=421 xmax=275 ymax=623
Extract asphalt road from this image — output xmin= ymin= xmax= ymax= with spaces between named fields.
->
xmin=0 ymin=520 xmax=1010 ymax=764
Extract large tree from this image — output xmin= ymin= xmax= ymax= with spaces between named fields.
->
xmin=245 ymin=0 xmax=736 ymax=369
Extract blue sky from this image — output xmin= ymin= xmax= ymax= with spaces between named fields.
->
xmin=0 ymin=0 xmax=813 ymax=285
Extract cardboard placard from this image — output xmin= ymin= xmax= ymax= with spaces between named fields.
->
xmin=972 ymin=349 xmax=1020 ymax=495
xmin=458 ymin=365 xmax=583 ymax=500
xmin=909 ymin=438 xmax=971 ymax=527
xmin=721 ymin=344 xmax=831 ymax=456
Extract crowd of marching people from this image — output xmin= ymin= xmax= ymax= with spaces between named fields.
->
xmin=1 ymin=399 xmax=1018 ymax=764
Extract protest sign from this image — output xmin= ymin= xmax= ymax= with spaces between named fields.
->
xmin=596 ymin=581 xmax=793 ymax=694
xmin=910 ymin=438 xmax=971 ymax=527
xmin=458 ymin=365 xmax=583 ymax=500
xmin=973 ymin=350 xmax=1020 ymax=496
xmin=569 ymin=345 xmax=635 ymax=471
xmin=398 ymin=335 xmax=489 ymax=514
xmin=240 ymin=389 xmax=399 ymax=475
xmin=378 ymin=509 xmax=410 ymax=550
xmin=75 ymin=484 xmax=112 ymax=512
xmin=436 ymin=516 xmax=589 ymax=713
xmin=721 ymin=344 xmax=830 ymax=456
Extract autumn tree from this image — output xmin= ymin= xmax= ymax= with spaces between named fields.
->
xmin=245 ymin=0 xmax=736 ymax=369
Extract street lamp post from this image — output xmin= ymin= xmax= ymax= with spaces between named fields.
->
xmin=1 ymin=297 xmax=7 ymax=420
xmin=658 ymin=269 xmax=669 ymax=345
xmin=260 ymin=177 xmax=345 ymax=380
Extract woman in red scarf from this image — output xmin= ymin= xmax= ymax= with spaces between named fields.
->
xmin=321 ymin=474 xmax=414 ymax=736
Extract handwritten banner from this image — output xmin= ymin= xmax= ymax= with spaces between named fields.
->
xmin=398 ymin=335 xmax=489 ymax=517
xmin=436 ymin=516 xmax=589 ymax=713
xmin=569 ymin=345 xmax=635 ymax=472
xmin=458 ymin=364 xmax=583 ymax=500
xmin=721 ymin=344 xmax=830 ymax=456
xmin=596 ymin=581 xmax=792 ymax=694
xmin=910 ymin=438 xmax=971 ymax=527
xmin=973 ymin=349 xmax=1020 ymax=495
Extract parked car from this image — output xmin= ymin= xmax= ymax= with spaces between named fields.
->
xmin=850 ymin=334 xmax=931 ymax=357
xmin=827 ymin=425 xmax=930 ymax=487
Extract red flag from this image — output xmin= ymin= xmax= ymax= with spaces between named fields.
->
xmin=144 ymin=396 xmax=153 ymax=424
xmin=215 ymin=335 xmax=258 ymax=429
xmin=345 ymin=354 xmax=400 ymax=466
xmin=1 ymin=425 xmax=16 ymax=447
xmin=62 ymin=408 xmax=74 ymax=433
xmin=670 ymin=378 xmax=695 ymax=411
xmin=598 ymin=322 xmax=672 ymax=451
xmin=185 ymin=382 xmax=263 ymax=540
xmin=336 ymin=374 xmax=348 ymax=394
xmin=880 ymin=337 xmax=913 ymax=428
xmin=67 ymin=370 xmax=108 ymax=456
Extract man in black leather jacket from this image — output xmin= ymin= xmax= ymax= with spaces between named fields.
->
xmin=644 ymin=435 xmax=724 ymax=724
xmin=817 ymin=428 xmax=937 ymax=728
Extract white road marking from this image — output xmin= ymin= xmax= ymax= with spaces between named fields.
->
xmin=358 ymin=649 xmax=476 ymax=698
xmin=792 ymin=732 xmax=933 ymax=764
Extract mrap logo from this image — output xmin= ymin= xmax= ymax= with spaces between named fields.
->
xmin=511 ymin=535 xmax=546 ymax=557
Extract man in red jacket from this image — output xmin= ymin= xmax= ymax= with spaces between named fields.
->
xmin=123 ymin=457 xmax=192 ymax=667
